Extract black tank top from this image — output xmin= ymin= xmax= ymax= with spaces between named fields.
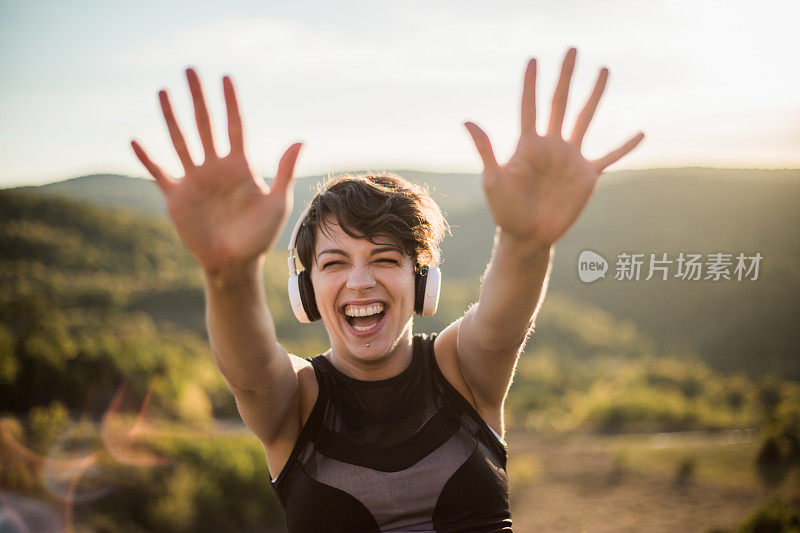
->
xmin=270 ymin=332 xmax=513 ymax=532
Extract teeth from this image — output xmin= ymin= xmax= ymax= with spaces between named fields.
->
xmin=344 ymin=303 xmax=385 ymax=317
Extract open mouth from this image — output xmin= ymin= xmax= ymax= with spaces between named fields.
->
xmin=345 ymin=310 xmax=386 ymax=330
xmin=341 ymin=303 xmax=388 ymax=335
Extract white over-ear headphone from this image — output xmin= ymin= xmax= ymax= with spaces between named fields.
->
xmin=286 ymin=202 xmax=442 ymax=323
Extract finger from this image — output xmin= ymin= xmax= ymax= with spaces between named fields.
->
xmin=131 ymin=140 xmax=177 ymax=194
xmin=186 ymin=67 xmax=217 ymax=161
xmin=569 ymin=67 xmax=608 ymax=149
xmin=464 ymin=122 xmax=500 ymax=173
xmin=159 ymin=90 xmax=195 ymax=172
xmin=223 ymin=76 xmax=244 ymax=156
xmin=271 ymin=142 xmax=303 ymax=196
xmin=592 ymin=132 xmax=645 ymax=172
xmin=547 ymin=47 xmax=577 ymax=137
xmin=520 ymin=58 xmax=538 ymax=135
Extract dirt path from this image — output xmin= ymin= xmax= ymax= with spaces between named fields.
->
xmin=506 ymin=430 xmax=762 ymax=532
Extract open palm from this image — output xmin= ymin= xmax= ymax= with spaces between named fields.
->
xmin=131 ymin=69 xmax=302 ymax=274
xmin=466 ymin=48 xmax=644 ymax=250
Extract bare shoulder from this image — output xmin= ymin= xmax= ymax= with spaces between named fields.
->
xmin=433 ymin=321 xmax=503 ymax=437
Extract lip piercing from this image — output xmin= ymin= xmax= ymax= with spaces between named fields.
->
xmin=366 ymin=343 xmax=370 ymax=347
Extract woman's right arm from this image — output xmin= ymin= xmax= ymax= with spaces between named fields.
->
xmin=203 ymin=257 xmax=307 ymax=445
xmin=131 ymin=68 xmax=306 ymax=445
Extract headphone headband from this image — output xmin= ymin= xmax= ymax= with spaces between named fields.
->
xmin=287 ymin=202 xmax=314 ymax=277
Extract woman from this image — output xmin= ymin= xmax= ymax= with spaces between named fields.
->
xmin=131 ymin=48 xmax=643 ymax=531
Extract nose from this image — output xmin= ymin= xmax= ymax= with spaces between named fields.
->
xmin=346 ymin=264 xmax=377 ymax=292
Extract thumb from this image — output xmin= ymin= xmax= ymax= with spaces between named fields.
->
xmin=271 ymin=142 xmax=303 ymax=195
xmin=464 ymin=122 xmax=499 ymax=173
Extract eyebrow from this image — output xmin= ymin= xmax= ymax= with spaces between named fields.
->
xmin=317 ymin=245 xmax=402 ymax=261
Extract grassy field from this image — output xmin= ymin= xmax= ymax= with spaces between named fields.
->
xmin=506 ymin=429 xmax=763 ymax=532
xmin=598 ymin=431 xmax=759 ymax=489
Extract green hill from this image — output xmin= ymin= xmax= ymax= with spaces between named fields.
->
xmin=5 ymin=167 xmax=799 ymax=382
xmin=12 ymin=173 xmax=167 ymax=215
xmin=0 ymin=189 xmax=224 ymax=419
xmin=2 ymin=185 xmax=783 ymax=433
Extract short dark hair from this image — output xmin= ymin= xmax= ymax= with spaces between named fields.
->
xmin=295 ymin=173 xmax=448 ymax=272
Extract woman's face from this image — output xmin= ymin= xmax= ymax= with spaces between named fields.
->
xmin=309 ymin=219 xmax=416 ymax=367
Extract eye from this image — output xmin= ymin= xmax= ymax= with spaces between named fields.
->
xmin=321 ymin=261 xmax=343 ymax=269
xmin=376 ymin=259 xmax=399 ymax=265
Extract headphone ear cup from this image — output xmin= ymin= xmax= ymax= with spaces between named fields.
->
xmin=415 ymin=266 xmax=441 ymax=317
xmin=288 ymin=274 xmax=310 ymax=323
xmin=414 ymin=266 xmax=427 ymax=315
xmin=298 ymin=270 xmax=321 ymax=322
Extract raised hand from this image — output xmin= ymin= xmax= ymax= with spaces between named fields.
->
xmin=465 ymin=48 xmax=644 ymax=251
xmin=131 ymin=69 xmax=302 ymax=274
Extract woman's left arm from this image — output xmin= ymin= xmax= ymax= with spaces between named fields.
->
xmin=443 ymin=48 xmax=644 ymax=409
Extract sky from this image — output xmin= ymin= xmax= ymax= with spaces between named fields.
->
xmin=1 ymin=0 xmax=798 ymax=187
